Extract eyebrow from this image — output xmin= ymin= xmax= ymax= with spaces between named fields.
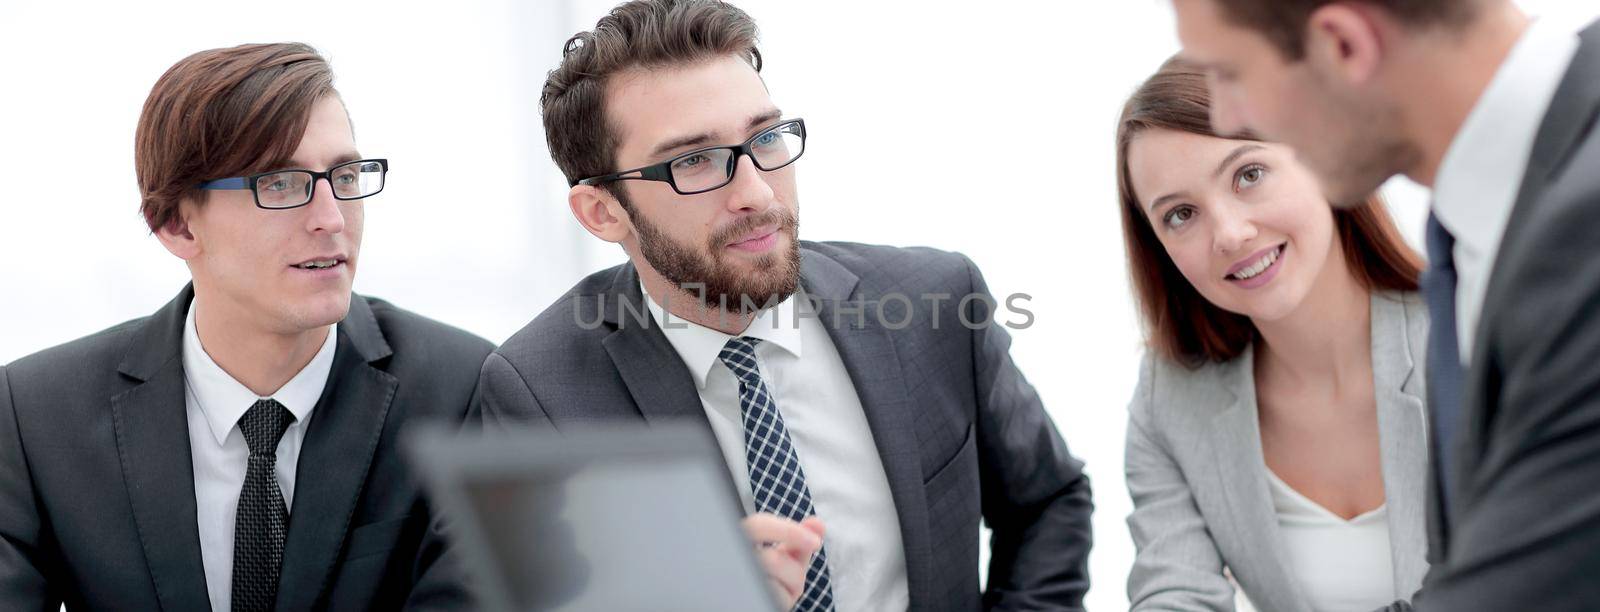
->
xmin=1148 ymin=191 xmax=1189 ymax=215
xmin=261 ymin=151 xmax=364 ymax=173
xmin=746 ymin=108 xmax=783 ymax=131
xmin=646 ymin=108 xmax=785 ymax=160
xmin=1146 ymin=144 xmax=1267 ymax=214
xmin=1213 ymin=144 xmax=1264 ymax=179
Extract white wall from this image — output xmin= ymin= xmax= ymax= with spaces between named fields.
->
xmin=1 ymin=1 xmax=1594 ymax=609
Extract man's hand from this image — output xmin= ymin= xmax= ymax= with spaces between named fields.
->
xmin=741 ymin=513 xmax=826 ymax=610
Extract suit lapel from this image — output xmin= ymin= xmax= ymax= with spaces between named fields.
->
xmin=1476 ymin=20 xmax=1600 ymax=354
xmin=1462 ymin=18 xmax=1600 ymax=531
xmin=799 ymin=249 xmax=935 ymax=610
xmin=595 ymin=265 xmax=736 ymax=516
xmin=1202 ymin=348 xmax=1309 ymax=612
xmin=112 ymin=287 xmax=212 ymax=610
xmin=599 ymin=264 xmax=713 ymax=429
xmin=1369 ymin=293 xmax=1430 ymax=596
xmin=275 ymin=296 xmax=397 ymax=611
xmin=1510 ymin=19 xmax=1600 ymax=208
xmin=597 ymin=249 xmax=933 ymax=601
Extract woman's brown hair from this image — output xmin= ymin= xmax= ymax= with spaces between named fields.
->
xmin=1116 ymin=56 xmax=1422 ymax=367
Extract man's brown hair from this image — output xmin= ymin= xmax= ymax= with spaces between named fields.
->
xmin=1208 ymin=0 xmax=1481 ymax=59
xmin=540 ymin=0 xmax=761 ymax=190
xmin=1116 ymin=56 xmax=1424 ymax=367
xmin=135 ymin=42 xmax=336 ymax=232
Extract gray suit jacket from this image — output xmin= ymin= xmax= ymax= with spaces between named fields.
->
xmin=1126 ymin=291 xmax=1431 ymax=611
xmin=0 ymin=286 xmax=493 ymax=611
xmin=473 ymin=241 xmax=1093 ymax=611
xmin=1389 ymin=17 xmax=1600 ymax=611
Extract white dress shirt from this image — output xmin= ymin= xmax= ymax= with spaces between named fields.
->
xmin=1266 ymin=471 xmax=1396 ymax=612
xmin=642 ymin=284 xmax=910 ymax=611
xmin=1432 ymin=17 xmax=1580 ymax=363
xmin=182 ymin=301 xmax=337 ymax=612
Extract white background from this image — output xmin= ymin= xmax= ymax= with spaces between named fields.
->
xmin=2 ymin=1 xmax=1594 ymax=609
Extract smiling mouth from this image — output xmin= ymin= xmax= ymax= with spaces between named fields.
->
xmin=1226 ymin=244 xmax=1284 ymax=281
xmin=292 ymin=258 xmax=345 ymax=270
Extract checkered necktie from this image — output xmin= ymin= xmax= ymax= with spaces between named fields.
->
xmin=232 ymin=399 xmax=295 ymax=612
xmin=718 ymin=336 xmax=836 ymax=612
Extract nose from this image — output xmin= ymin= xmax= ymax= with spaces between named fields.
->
xmin=1211 ymin=203 xmax=1257 ymax=256
xmin=303 ymin=177 xmax=347 ymax=234
xmin=722 ymin=154 xmax=776 ymax=214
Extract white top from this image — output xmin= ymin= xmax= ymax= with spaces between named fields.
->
xmin=1266 ymin=470 xmax=1395 ymax=612
xmin=1431 ymin=17 xmax=1580 ymax=363
xmin=182 ymin=300 xmax=337 ymax=612
xmin=642 ymin=284 xmax=910 ymax=612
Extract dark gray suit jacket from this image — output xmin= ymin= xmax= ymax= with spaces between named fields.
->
xmin=1389 ymin=18 xmax=1600 ymax=612
xmin=473 ymin=241 xmax=1093 ymax=611
xmin=0 ymin=286 xmax=493 ymax=611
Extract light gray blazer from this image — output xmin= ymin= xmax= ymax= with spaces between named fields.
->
xmin=1125 ymin=291 xmax=1430 ymax=612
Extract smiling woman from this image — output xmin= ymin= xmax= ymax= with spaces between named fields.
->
xmin=1116 ymin=57 xmax=1421 ymax=367
xmin=1114 ymin=56 xmax=1431 ymax=612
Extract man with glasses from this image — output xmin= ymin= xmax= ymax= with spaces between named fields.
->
xmin=474 ymin=1 xmax=1093 ymax=610
xmin=0 ymin=43 xmax=490 ymax=610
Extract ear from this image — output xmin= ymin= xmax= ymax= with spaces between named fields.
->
xmin=1304 ymin=3 xmax=1385 ymax=87
xmin=568 ymin=184 xmax=633 ymax=244
xmin=154 ymin=198 xmax=202 ymax=260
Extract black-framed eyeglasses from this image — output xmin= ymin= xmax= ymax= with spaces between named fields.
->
xmin=572 ymin=119 xmax=806 ymax=195
xmin=198 ymin=158 xmax=389 ymax=210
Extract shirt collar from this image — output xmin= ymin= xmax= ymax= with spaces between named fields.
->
xmin=640 ymin=282 xmax=806 ymax=390
xmin=1432 ymin=17 xmax=1581 ymax=250
xmin=182 ymin=298 xmax=338 ymax=445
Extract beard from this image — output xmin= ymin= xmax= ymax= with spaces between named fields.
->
xmin=1295 ymin=71 xmax=1421 ymax=208
xmin=1306 ymin=118 xmax=1420 ymax=209
xmin=627 ymin=199 xmax=802 ymax=314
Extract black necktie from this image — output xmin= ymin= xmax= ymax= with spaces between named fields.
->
xmin=1422 ymin=213 xmax=1463 ymax=515
xmin=232 ymin=399 xmax=295 ymax=612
